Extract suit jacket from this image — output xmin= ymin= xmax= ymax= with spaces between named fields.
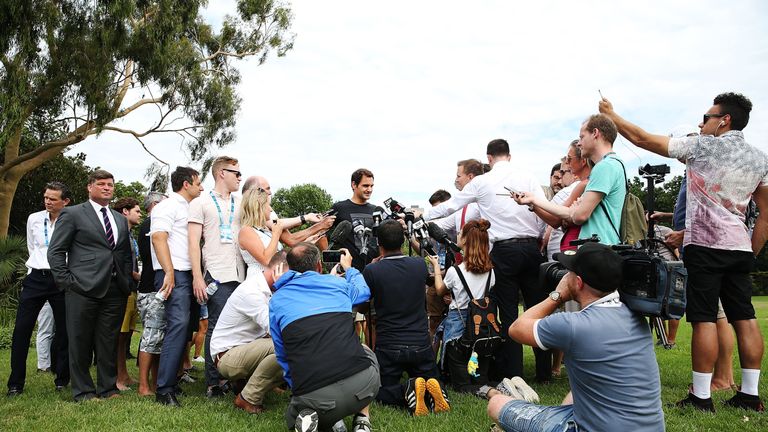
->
xmin=48 ymin=201 xmax=133 ymax=298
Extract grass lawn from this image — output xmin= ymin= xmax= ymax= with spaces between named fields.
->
xmin=1 ymin=298 xmax=767 ymax=431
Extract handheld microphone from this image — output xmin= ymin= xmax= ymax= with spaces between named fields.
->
xmin=404 ymin=210 xmax=415 ymax=237
xmin=372 ymin=207 xmax=384 ymax=236
xmin=384 ymin=197 xmax=405 ymax=214
xmin=328 ymin=220 xmax=352 ymax=250
xmin=412 ymin=219 xmax=436 ymax=255
xmin=427 ymin=222 xmax=461 ymax=253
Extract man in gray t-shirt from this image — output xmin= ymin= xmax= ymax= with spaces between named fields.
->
xmin=485 ymin=243 xmax=664 ymax=432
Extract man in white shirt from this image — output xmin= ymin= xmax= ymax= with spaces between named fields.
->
xmin=211 ymin=251 xmax=287 ymax=414
xmin=7 ymin=182 xmax=71 ymax=397
xmin=188 ymin=156 xmax=246 ymax=397
xmin=151 ymin=166 xmax=204 ymax=407
xmin=422 ymin=139 xmax=549 ymax=383
xmin=431 ymin=159 xmax=483 ymax=250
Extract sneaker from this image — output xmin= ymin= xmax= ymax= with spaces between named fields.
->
xmin=425 ymin=378 xmax=451 ymax=414
xmin=330 ymin=419 xmax=347 ymax=432
xmin=179 ymin=372 xmax=195 ymax=383
xmin=351 ymin=414 xmax=372 ymax=432
xmin=192 ymin=356 xmax=205 ymax=363
xmin=676 ymin=392 xmax=715 ymax=412
xmin=724 ymin=391 xmax=765 ymax=412
xmin=475 ymin=385 xmax=494 ymax=399
xmin=404 ymin=377 xmax=428 ymax=416
xmin=206 ymin=384 xmax=226 ymax=398
xmin=496 ymin=378 xmax=524 ymax=399
xmin=510 ymin=376 xmax=539 ymax=403
xmin=295 ymin=409 xmax=319 ymax=432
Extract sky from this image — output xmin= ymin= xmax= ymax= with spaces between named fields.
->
xmin=71 ymin=0 xmax=768 ymax=210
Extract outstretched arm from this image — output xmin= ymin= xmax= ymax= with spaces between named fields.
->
xmin=598 ymin=97 xmax=671 ymax=157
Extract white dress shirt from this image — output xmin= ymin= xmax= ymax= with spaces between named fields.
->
xmin=432 ymin=203 xmax=481 ymax=241
xmin=25 ymin=210 xmax=56 ymax=271
xmin=210 ymin=271 xmax=272 ymax=357
xmin=150 ymin=192 xmax=192 ymax=271
xmin=424 ymin=160 xmax=545 ymax=243
xmin=89 ymin=199 xmax=119 ymax=244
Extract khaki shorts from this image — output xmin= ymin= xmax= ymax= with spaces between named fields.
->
xmin=120 ymin=291 xmax=138 ymax=333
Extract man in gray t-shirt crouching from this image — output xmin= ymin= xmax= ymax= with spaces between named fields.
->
xmin=483 ymin=243 xmax=664 ymax=432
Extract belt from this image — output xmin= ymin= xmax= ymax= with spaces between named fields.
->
xmin=214 ymin=350 xmax=228 ymax=368
xmin=494 ymin=237 xmax=540 ymax=245
xmin=32 ymin=269 xmax=53 ymax=277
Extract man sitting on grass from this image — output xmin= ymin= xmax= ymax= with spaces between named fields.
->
xmin=484 ymin=243 xmax=664 ymax=432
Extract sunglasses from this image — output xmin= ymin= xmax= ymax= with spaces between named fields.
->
xmin=702 ymin=113 xmax=725 ymax=124
xmin=222 ymin=168 xmax=242 ymax=178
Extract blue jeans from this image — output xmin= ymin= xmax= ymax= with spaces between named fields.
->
xmin=374 ymin=344 xmax=439 ymax=407
xmin=498 ymin=400 xmax=579 ymax=432
xmin=156 ymin=270 xmax=192 ymax=395
xmin=203 ymin=273 xmax=238 ymax=386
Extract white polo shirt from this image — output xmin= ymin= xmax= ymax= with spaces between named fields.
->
xmin=150 ymin=192 xmax=192 ymax=271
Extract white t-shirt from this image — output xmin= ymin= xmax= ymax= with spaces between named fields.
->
xmin=443 ymin=263 xmax=495 ymax=310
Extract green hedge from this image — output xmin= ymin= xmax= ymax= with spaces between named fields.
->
xmin=751 ymin=271 xmax=768 ymax=296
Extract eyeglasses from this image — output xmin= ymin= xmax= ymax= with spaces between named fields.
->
xmin=222 ymin=168 xmax=242 ymax=178
xmin=702 ymin=113 xmax=725 ymax=124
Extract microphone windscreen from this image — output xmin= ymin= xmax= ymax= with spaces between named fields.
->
xmin=330 ymin=220 xmax=353 ymax=243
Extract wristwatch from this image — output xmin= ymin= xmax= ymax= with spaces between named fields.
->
xmin=548 ymin=291 xmax=562 ymax=303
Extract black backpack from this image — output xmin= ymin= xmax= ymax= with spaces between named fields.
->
xmin=453 ymin=266 xmax=502 ymax=356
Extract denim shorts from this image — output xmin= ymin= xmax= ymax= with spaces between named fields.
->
xmin=498 ymin=400 xmax=579 ymax=432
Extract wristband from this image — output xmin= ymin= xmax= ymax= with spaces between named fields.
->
xmin=300 ymin=214 xmax=306 ymax=224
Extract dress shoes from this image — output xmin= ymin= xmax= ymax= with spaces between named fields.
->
xmin=234 ymin=393 xmax=264 ymax=414
xmin=156 ymin=392 xmax=181 ymax=407
xmin=6 ymin=387 xmax=23 ymax=397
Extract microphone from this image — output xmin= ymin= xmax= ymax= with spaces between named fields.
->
xmin=404 ymin=210 xmax=415 ymax=237
xmin=353 ymin=219 xmax=368 ymax=255
xmin=412 ymin=219 xmax=436 ymax=255
xmin=372 ymin=207 xmax=384 ymax=236
xmin=427 ymin=222 xmax=461 ymax=253
xmin=384 ymin=198 xmax=405 ymax=214
xmin=328 ymin=220 xmax=352 ymax=250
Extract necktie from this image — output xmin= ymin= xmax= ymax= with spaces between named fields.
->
xmin=100 ymin=207 xmax=115 ymax=249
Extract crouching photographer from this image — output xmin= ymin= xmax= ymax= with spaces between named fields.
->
xmin=484 ymin=243 xmax=664 ymax=432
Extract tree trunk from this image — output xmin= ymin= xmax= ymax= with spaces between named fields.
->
xmin=0 ymin=171 xmax=23 ymax=238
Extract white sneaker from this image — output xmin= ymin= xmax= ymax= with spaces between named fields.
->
xmin=331 ymin=419 xmax=347 ymax=432
xmin=295 ymin=409 xmax=319 ymax=432
xmin=510 ymin=376 xmax=539 ymax=403
xmin=496 ymin=378 xmax=524 ymax=399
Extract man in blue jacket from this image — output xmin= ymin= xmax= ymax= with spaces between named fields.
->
xmin=270 ymin=242 xmax=380 ymax=432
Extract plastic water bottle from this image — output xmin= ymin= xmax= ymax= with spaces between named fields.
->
xmin=206 ymin=280 xmax=220 ymax=296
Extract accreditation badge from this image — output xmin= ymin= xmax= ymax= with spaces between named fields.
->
xmin=219 ymin=224 xmax=234 ymax=244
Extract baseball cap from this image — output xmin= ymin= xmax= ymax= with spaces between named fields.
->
xmin=553 ymin=242 xmax=623 ymax=292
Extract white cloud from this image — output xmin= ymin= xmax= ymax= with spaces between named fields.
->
xmin=72 ymin=0 xmax=768 ymax=210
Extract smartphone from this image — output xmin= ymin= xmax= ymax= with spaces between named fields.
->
xmin=322 ymin=249 xmax=344 ymax=263
xmin=323 ymin=209 xmax=338 ymax=217
xmin=598 ymin=89 xmax=604 ymax=99
xmin=503 ymin=186 xmax=521 ymax=197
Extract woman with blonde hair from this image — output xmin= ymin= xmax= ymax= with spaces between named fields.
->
xmin=434 ymin=219 xmax=495 ymax=394
xmin=238 ymin=188 xmax=285 ymax=275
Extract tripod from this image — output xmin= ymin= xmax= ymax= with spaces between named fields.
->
xmin=639 ymin=164 xmax=677 ymax=350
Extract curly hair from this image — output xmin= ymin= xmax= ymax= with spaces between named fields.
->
xmin=713 ymin=92 xmax=752 ymax=131
xmin=460 ymin=219 xmax=493 ymax=274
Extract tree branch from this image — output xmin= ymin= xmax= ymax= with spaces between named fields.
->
xmin=115 ymin=98 xmax=162 ymax=118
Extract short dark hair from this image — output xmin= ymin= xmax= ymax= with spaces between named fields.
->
xmin=377 ymin=220 xmax=404 ymax=251
xmin=429 ymin=189 xmax=451 ymax=205
xmin=286 ymin=242 xmax=321 ymax=273
xmin=550 ymin=163 xmax=562 ymax=176
xmin=170 ymin=166 xmax=200 ymax=192
xmin=713 ymin=92 xmax=752 ymax=131
xmin=486 ymin=139 xmax=510 ymax=157
xmin=44 ymin=181 xmax=71 ymax=201
xmin=269 ymin=249 xmax=288 ymax=269
xmin=351 ymin=168 xmax=374 ymax=186
xmin=584 ymin=114 xmax=618 ymax=145
xmin=112 ymin=197 xmax=140 ymax=214
xmin=88 ymin=169 xmax=114 ymax=185
xmin=457 ymin=159 xmax=484 ymax=177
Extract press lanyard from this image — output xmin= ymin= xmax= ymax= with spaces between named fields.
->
xmin=43 ymin=217 xmax=50 ymax=246
xmin=131 ymin=235 xmax=139 ymax=258
xmin=210 ymin=191 xmax=234 ymax=226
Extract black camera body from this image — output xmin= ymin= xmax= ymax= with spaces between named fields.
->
xmin=538 ymin=249 xmax=687 ymax=320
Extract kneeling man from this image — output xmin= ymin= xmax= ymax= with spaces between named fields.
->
xmin=486 ymin=243 xmax=664 ymax=432
xmin=210 ymin=253 xmax=287 ymax=414
xmin=270 ymin=243 xmax=379 ymax=432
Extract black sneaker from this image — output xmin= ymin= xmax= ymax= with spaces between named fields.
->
xmin=676 ymin=392 xmax=715 ymax=412
xmin=295 ymin=409 xmax=319 ymax=432
xmin=206 ymin=385 xmax=226 ymax=398
xmin=725 ymin=391 xmax=765 ymax=412
xmin=403 ymin=377 xmax=428 ymax=416
xmin=425 ymin=378 xmax=450 ymax=414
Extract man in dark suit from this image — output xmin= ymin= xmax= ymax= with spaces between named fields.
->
xmin=48 ymin=169 xmax=133 ymax=402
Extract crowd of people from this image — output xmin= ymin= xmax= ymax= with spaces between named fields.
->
xmin=5 ymin=92 xmax=767 ymax=431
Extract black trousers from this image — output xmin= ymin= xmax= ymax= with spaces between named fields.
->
xmin=7 ymin=270 xmax=69 ymax=390
xmin=489 ymin=241 xmax=551 ymax=382
xmin=374 ymin=343 xmax=439 ymax=407
xmin=65 ymin=277 xmax=127 ymax=401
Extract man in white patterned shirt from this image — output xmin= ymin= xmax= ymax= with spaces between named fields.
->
xmin=7 ymin=182 xmax=71 ymax=396
xmin=600 ymin=92 xmax=767 ymax=412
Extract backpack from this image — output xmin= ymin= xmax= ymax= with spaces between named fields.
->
xmin=599 ymin=157 xmax=647 ymax=245
xmin=453 ymin=266 xmax=502 ymax=356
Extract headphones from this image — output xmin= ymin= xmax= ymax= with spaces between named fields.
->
xmin=719 ymin=121 xmax=725 ymax=126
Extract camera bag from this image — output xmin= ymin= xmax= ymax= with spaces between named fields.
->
xmin=453 ymin=266 xmax=502 ymax=356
